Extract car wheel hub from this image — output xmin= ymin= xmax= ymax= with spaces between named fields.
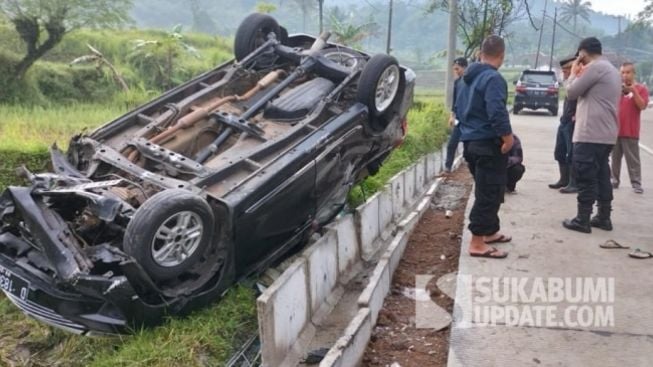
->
xmin=375 ymin=65 xmax=400 ymax=112
xmin=151 ymin=211 xmax=203 ymax=268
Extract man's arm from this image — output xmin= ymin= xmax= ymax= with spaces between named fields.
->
xmin=566 ymin=63 xmax=602 ymax=100
xmin=484 ymin=74 xmax=513 ymax=153
xmin=631 ymin=84 xmax=649 ymax=110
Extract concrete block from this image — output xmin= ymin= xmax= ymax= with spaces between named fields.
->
xmin=302 ymin=230 xmax=339 ymax=319
xmin=378 ymin=186 xmax=394 ymax=241
xmin=441 ymin=145 xmax=447 ymax=171
xmin=258 ymin=258 xmax=310 ymax=367
xmin=357 ymin=258 xmax=390 ymax=325
xmin=328 ymin=214 xmax=360 ymax=284
xmin=381 ymin=230 xmax=409 ymax=276
xmin=416 ymin=196 xmax=431 ymax=217
xmin=397 ymin=211 xmax=419 ymax=234
xmin=427 ymin=152 xmax=437 ymax=180
xmin=415 ymin=158 xmax=426 ymax=196
xmin=434 ymin=151 xmax=443 ymax=175
xmin=426 ymin=178 xmax=443 ymax=197
xmin=355 ymin=193 xmax=381 ymax=261
xmin=404 ymin=164 xmax=416 ymax=206
xmin=319 ymin=308 xmax=372 ymax=367
xmin=390 ymin=171 xmax=405 ymax=222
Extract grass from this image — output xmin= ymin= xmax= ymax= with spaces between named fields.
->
xmin=0 ymin=286 xmax=257 ymax=367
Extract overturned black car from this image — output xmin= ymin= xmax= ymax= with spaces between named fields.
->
xmin=0 ymin=14 xmax=415 ymax=334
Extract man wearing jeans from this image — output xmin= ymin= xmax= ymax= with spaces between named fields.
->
xmin=455 ymin=35 xmax=514 ymax=258
xmin=445 ymin=57 xmax=468 ymax=172
xmin=611 ymin=62 xmax=649 ymax=194
xmin=562 ymin=37 xmax=621 ymax=233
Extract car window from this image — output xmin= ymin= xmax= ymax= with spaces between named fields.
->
xmin=521 ymin=73 xmax=556 ymax=85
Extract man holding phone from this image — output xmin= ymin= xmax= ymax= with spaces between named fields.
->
xmin=455 ymin=35 xmax=513 ymax=258
xmin=611 ymin=62 xmax=648 ymax=194
xmin=562 ymin=37 xmax=621 ymax=233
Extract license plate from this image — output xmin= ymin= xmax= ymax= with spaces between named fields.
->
xmin=0 ymin=265 xmax=30 ymax=301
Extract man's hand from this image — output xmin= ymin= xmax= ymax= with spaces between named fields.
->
xmin=571 ymin=58 xmax=586 ymax=78
xmin=622 ymin=83 xmax=635 ymax=94
xmin=448 ymin=114 xmax=455 ymax=128
xmin=501 ymin=134 xmax=514 ymax=154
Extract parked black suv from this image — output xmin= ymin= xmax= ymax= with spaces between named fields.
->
xmin=513 ymin=69 xmax=559 ymax=115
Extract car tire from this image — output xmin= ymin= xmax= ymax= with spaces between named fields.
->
xmin=123 ymin=189 xmax=215 ymax=281
xmin=234 ymin=13 xmax=282 ymax=61
xmin=513 ymin=107 xmax=521 ymax=115
xmin=550 ymin=107 xmax=559 ymax=116
xmin=357 ymin=54 xmax=405 ymax=131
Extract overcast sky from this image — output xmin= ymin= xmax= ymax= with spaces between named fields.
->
xmin=579 ymin=0 xmax=647 ymax=18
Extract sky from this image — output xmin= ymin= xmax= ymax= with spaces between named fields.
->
xmin=584 ymin=0 xmax=647 ymax=18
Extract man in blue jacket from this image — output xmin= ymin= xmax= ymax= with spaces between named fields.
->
xmin=455 ymin=35 xmax=514 ymax=259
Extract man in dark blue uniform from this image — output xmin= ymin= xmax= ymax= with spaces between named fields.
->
xmin=445 ymin=57 xmax=468 ymax=172
xmin=549 ymin=56 xmax=578 ymax=193
xmin=455 ymin=35 xmax=514 ymax=259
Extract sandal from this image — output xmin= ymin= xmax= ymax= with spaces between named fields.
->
xmin=599 ymin=240 xmax=630 ymax=249
xmin=628 ymin=249 xmax=653 ymax=259
xmin=470 ymin=247 xmax=508 ymax=259
xmin=484 ymin=234 xmax=512 ymax=244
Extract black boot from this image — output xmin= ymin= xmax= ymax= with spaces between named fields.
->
xmin=549 ymin=163 xmax=569 ymax=189
xmin=590 ymin=201 xmax=613 ymax=231
xmin=563 ymin=203 xmax=592 ymax=233
xmin=560 ymin=166 xmax=578 ymax=194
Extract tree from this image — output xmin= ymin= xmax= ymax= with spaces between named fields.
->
xmin=559 ymin=0 xmax=592 ymax=32
xmin=0 ymin=0 xmax=132 ymax=80
xmin=428 ymin=0 xmax=535 ymax=58
xmin=638 ymin=0 xmax=653 ymax=23
xmin=256 ymin=2 xmax=278 ymax=14
xmin=129 ymin=25 xmax=201 ymax=89
xmin=328 ymin=14 xmax=377 ymax=48
xmin=70 ymin=44 xmax=129 ymax=92
xmin=189 ymin=0 xmax=218 ymax=34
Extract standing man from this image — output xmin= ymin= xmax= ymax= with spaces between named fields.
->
xmin=445 ymin=57 xmax=468 ymax=172
xmin=455 ymin=35 xmax=513 ymax=259
xmin=549 ymin=56 xmax=578 ymax=194
xmin=611 ymin=62 xmax=649 ymax=194
xmin=562 ymin=37 xmax=621 ymax=233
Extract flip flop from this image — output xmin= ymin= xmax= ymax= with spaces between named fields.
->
xmin=628 ymin=249 xmax=653 ymax=259
xmin=599 ymin=240 xmax=630 ymax=249
xmin=470 ymin=247 xmax=508 ymax=259
xmin=484 ymin=234 xmax=512 ymax=244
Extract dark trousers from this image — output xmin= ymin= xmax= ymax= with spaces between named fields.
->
xmin=554 ymin=122 xmax=574 ymax=163
xmin=463 ymin=139 xmax=508 ymax=236
xmin=572 ymin=143 xmax=613 ymax=208
xmin=445 ymin=124 xmax=462 ymax=170
xmin=507 ymin=163 xmax=526 ymax=191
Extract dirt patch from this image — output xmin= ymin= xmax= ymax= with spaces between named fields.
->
xmin=362 ymin=165 xmax=472 ymax=367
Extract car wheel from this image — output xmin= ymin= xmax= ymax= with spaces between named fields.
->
xmin=234 ymin=13 xmax=282 ymax=61
xmin=123 ymin=189 xmax=215 ymax=281
xmin=513 ymin=107 xmax=521 ymax=115
xmin=357 ymin=54 xmax=405 ymax=131
xmin=551 ymin=107 xmax=559 ymax=116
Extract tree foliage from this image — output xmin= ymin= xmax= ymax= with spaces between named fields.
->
xmin=559 ymin=0 xmax=592 ymax=32
xmin=0 ymin=0 xmax=133 ymax=79
xmin=428 ymin=0 xmax=536 ymax=58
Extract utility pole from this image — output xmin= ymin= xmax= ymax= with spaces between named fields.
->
xmin=386 ymin=0 xmax=394 ymax=54
xmin=444 ymin=0 xmax=458 ymax=109
xmin=549 ymin=7 xmax=557 ymax=71
xmin=535 ymin=0 xmax=548 ymax=69
xmin=318 ymin=0 xmax=324 ymax=33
